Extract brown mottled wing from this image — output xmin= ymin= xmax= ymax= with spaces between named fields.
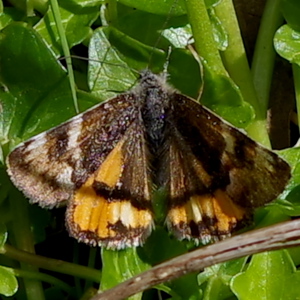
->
xmin=163 ymin=93 xmax=291 ymax=243
xmin=66 ymin=118 xmax=154 ymax=249
xmin=7 ymin=94 xmax=153 ymax=249
xmin=7 ymin=95 xmax=134 ymax=207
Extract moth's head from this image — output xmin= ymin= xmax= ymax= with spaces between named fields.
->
xmin=138 ymin=69 xmax=172 ymax=91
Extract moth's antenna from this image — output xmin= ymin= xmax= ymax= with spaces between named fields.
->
xmin=147 ymin=0 xmax=179 ymax=70
xmin=187 ymin=44 xmax=204 ymax=101
xmin=162 ymin=46 xmax=173 ymax=78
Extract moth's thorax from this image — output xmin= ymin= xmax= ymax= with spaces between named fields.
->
xmin=138 ymin=71 xmax=172 ymax=147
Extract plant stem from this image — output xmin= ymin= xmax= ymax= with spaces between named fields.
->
xmin=9 ymin=192 xmax=45 ymax=300
xmin=1 ymin=244 xmax=101 ymax=282
xmin=50 ymin=0 xmax=79 ymax=113
xmin=215 ymin=0 xmax=271 ymax=147
xmin=251 ymin=0 xmax=283 ymax=116
xmin=184 ymin=0 xmax=226 ymax=75
xmin=293 ymin=64 xmax=300 ymax=135
xmin=8 ymin=267 xmax=72 ymax=294
xmin=32 ymin=0 xmax=49 ymax=15
xmin=185 ymin=0 xmax=271 ymax=146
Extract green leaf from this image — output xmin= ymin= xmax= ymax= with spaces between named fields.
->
xmin=113 ymin=6 xmax=189 ymax=48
xmin=208 ymin=7 xmax=228 ymax=51
xmin=0 ymin=223 xmax=7 ymax=250
xmin=100 ymin=227 xmax=200 ymax=299
xmin=204 ymin=0 xmax=222 ymax=8
xmin=0 ymin=23 xmax=102 ymax=149
xmin=141 ymin=227 xmax=188 ymax=264
xmin=274 ymin=184 xmax=300 ymax=217
xmin=88 ymin=27 xmax=150 ymax=100
xmin=161 ymin=24 xmax=193 ymax=49
xmin=168 ymin=274 xmax=201 ymax=300
xmin=0 ymin=7 xmax=24 ymax=30
xmin=253 ymin=205 xmax=290 ymax=230
xmin=276 ymin=147 xmax=300 ymax=196
xmin=117 ymin=0 xmax=221 ymax=16
xmin=34 ymin=0 xmax=102 ymax=57
xmin=198 ymin=258 xmax=247 ymax=300
xmin=288 ymin=246 xmax=300 ymax=267
xmin=201 ymin=60 xmax=255 ymax=128
xmin=117 ymin=0 xmax=186 ymax=16
xmin=87 ymin=26 xmax=201 ymax=100
xmin=274 ymin=24 xmax=300 ymax=66
xmin=0 ymin=266 xmax=18 ymax=297
xmin=0 ymin=23 xmax=76 ymax=145
xmin=231 ymin=250 xmax=300 ymax=300
xmin=167 ymin=48 xmax=202 ymax=98
xmin=101 ymin=248 xmax=150 ymax=300
xmin=0 ymin=170 xmax=11 ymax=205
xmin=281 ymin=0 xmax=300 ymax=32
xmin=270 ymin=147 xmax=300 ymax=216
xmin=143 ymin=228 xmax=201 ymax=299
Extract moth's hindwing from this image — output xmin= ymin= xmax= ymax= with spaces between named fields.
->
xmin=163 ymin=92 xmax=291 ymax=244
xmin=66 ymin=121 xmax=154 ymax=249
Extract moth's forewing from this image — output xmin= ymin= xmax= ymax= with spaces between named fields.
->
xmin=163 ymin=93 xmax=290 ymax=243
xmin=7 ymin=93 xmax=154 ymax=249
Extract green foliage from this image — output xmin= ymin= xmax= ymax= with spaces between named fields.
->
xmin=0 ymin=0 xmax=299 ymax=299
xmin=0 ymin=266 xmax=18 ymax=297
xmin=231 ymin=250 xmax=300 ymax=300
xmin=34 ymin=1 xmax=102 ymax=57
xmin=0 ymin=23 xmax=76 ymax=144
xmin=117 ymin=0 xmax=186 ymax=16
xmin=101 ymin=248 xmax=149 ymax=300
xmin=274 ymin=25 xmax=300 ymax=66
xmin=280 ymin=0 xmax=300 ymax=32
xmin=198 ymin=258 xmax=247 ymax=300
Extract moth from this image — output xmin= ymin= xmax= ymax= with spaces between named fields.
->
xmin=6 ymin=70 xmax=291 ymax=250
